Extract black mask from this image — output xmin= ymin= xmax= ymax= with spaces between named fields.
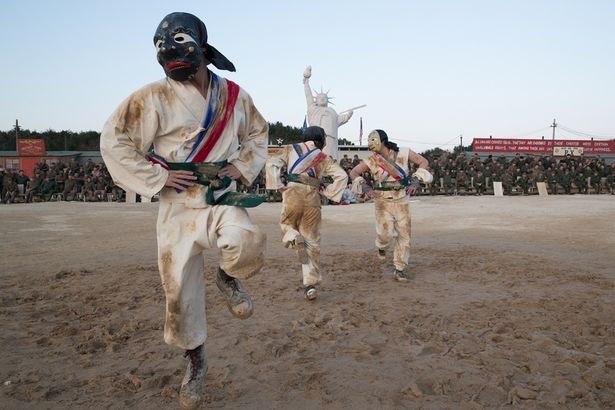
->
xmin=154 ymin=13 xmax=202 ymax=81
xmin=153 ymin=12 xmax=235 ymax=81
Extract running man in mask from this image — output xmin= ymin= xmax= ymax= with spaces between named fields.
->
xmin=265 ymin=126 xmax=348 ymax=300
xmin=349 ymin=129 xmax=431 ymax=282
xmin=100 ymin=12 xmax=268 ymax=410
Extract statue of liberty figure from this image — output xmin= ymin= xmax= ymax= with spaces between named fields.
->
xmin=303 ymin=66 xmax=360 ymax=161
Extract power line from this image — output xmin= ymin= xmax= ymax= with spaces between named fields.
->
xmin=394 ymin=139 xmax=449 ymax=145
xmin=557 ymin=126 xmax=611 ymax=140
xmin=343 ymin=120 xmax=614 ymax=149
xmin=556 ymin=126 xmax=588 ymax=138
xmin=509 ymin=126 xmax=551 ymax=139
xmin=557 ymin=124 xmax=615 ymax=140
xmin=394 ymin=135 xmax=460 ymax=148
xmin=559 ymin=130 xmax=591 ymax=140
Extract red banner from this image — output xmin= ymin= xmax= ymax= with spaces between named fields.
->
xmin=17 ymin=139 xmax=47 ymax=156
xmin=471 ymin=138 xmax=615 ymax=155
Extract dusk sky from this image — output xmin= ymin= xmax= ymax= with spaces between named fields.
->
xmin=1 ymin=0 xmax=614 ymax=150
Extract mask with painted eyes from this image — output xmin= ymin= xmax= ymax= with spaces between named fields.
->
xmin=154 ymin=14 xmax=202 ymax=81
xmin=367 ymin=130 xmax=383 ymax=152
xmin=153 ymin=12 xmax=235 ymax=81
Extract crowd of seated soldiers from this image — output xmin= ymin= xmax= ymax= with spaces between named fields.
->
xmin=0 ymin=158 xmax=125 ymax=204
xmin=253 ymin=150 xmax=615 ymax=203
xmin=3 ymin=152 xmax=613 ymax=204
xmin=422 ymin=151 xmax=615 ymax=196
xmin=338 ymin=151 xmax=615 ymax=198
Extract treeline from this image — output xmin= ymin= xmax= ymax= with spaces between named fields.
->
xmin=258 ymin=121 xmax=353 ymax=146
xmin=0 ymin=122 xmax=355 ymax=151
xmin=0 ymin=129 xmax=101 ymax=151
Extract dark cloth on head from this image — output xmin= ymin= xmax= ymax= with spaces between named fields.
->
xmin=303 ymin=126 xmax=326 ymax=150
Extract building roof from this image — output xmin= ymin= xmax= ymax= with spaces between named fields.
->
xmin=0 ymin=151 xmax=101 ymax=157
xmin=45 ymin=151 xmax=84 ymax=157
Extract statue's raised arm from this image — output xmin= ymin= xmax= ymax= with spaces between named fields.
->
xmin=303 ymin=66 xmax=314 ymax=108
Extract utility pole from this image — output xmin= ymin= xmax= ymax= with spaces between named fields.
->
xmin=550 ymin=118 xmax=557 ymax=140
xmin=13 ymin=119 xmax=20 ymax=151
xmin=459 ymin=134 xmax=463 ymax=150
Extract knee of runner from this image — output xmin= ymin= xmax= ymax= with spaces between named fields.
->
xmin=218 ymin=227 xmax=265 ymax=275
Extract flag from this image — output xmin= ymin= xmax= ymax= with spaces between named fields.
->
xmin=359 ymin=117 xmax=363 ymax=145
xmin=302 ymin=116 xmax=307 ymax=132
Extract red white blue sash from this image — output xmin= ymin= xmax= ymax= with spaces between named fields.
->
xmin=290 ymin=143 xmax=327 ymax=178
xmin=186 ymin=73 xmax=240 ymax=163
xmin=147 ymin=73 xmax=239 ymax=169
xmin=373 ymin=153 xmax=407 ymax=182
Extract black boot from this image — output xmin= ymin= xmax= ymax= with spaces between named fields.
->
xmin=179 ymin=344 xmax=207 ymax=410
xmin=394 ymin=270 xmax=409 ymax=282
xmin=216 ymin=268 xmax=253 ymax=319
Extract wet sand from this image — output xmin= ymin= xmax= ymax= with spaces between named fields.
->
xmin=1 ymin=196 xmax=614 ymax=409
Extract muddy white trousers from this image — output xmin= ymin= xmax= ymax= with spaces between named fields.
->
xmin=374 ymin=196 xmax=412 ymax=271
xmin=156 ymin=202 xmax=265 ymax=350
xmin=280 ymin=203 xmax=322 ymax=286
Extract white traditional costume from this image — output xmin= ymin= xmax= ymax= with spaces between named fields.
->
xmin=265 ymin=136 xmax=347 ymax=293
xmin=103 ymin=13 xmax=269 ymax=409
xmin=101 ymin=71 xmax=268 ymax=349
xmin=351 ymin=129 xmax=431 ymax=281
xmin=364 ymin=150 xmax=413 ymax=272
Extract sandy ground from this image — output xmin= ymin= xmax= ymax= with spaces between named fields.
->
xmin=0 ymin=196 xmax=614 ymax=409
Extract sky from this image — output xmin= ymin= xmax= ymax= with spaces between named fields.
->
xmin=1 ymin=0 xmax=614 ymax=151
